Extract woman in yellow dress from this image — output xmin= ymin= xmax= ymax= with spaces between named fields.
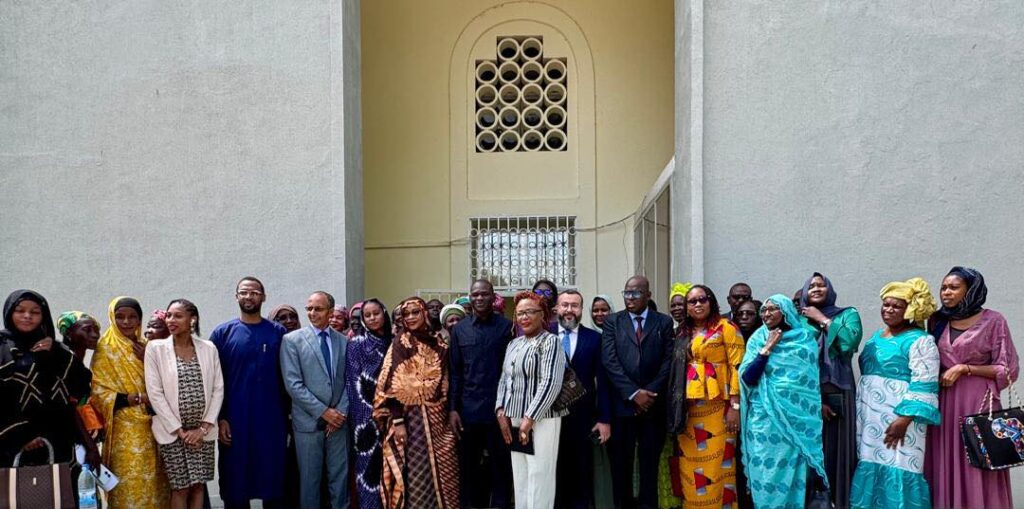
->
xmin=670 ymin=285 xmax=745 ymax=508
xmin=91 ymin=297 xmax=170 ymax=508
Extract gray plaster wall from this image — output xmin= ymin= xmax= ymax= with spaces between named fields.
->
xmin=0 ymin=1 xmax=363 ymax=327
xmin=676 ymin=0 xmax=1024 ymax=501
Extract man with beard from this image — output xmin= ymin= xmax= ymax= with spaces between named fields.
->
xmin=426 ymin=298 xmax=445 ymax=332
xmin=553 ymin=290 xmax=611 ymax=509
xmin=209 ymin=277 xmax=290 ymax=508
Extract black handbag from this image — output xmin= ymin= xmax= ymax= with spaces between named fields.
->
xmin=550 ymin=354 xmax=586 ymax=413
xmin=959 ymin=374 xmax=1024 ymax=470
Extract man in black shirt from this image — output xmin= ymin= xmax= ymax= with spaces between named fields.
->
xmin=449 ymin=279 xmax=513 ymax=509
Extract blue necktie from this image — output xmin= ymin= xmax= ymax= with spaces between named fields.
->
xmin=319 ymin=331 xmax=333 ymax=383
xmin=562 ymin=330 xmax=572 ymax=358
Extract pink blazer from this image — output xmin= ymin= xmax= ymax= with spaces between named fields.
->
xmin=144 ymin=336 xmax=224 ymax=445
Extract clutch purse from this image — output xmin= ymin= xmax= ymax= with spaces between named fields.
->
xmin=959 ymin=373 xmax=1024 ymax=470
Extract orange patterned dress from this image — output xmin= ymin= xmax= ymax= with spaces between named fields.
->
xmin=673 ymin=319 xmax=745 ymax=509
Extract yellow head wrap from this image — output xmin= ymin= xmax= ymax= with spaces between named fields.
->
xmin=879 ymin=277 xmax=937 ymax=325
xmin=669 ymin=282 xmax=694 ymax=303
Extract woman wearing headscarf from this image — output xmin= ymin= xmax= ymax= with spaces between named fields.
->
xmin=590 ymin=295 xmax=614 ymax=331
xmin=92 ymin=297 xmax=171 ymax=508
xmin=739 ymin=295 xmax=827 ymax=509
xmin=330 ymin=304 xmax=351 ymax=335
xmin=0 ymin=290 xmax=92 ymax=467
xmin=849 ymin=278 xmax=940 ymax=509
xmin=56 ymin=311 xmax=103 ymax=465
xmin=349 ymin=301 xmax=365 ymax=339
xmin=439 ymin=304 xmax=466 ymax=344
xmin=799 ymin=272 xmax=864 ymax=508
xmin=145 ymin=309 xmax=171 ymax=340
xmin=374 ymin=297 xmax=459 ymax=509
xmin=267 ymin=304 xmax=302 ymax=333
xmin=924 ymin=267 xmax=1019 ymax=509
xmin=346 ymin=298 xmax=393 ymax=509
xmin=656 ymin=282 xmax=692 ymax=508
xmin=667 ymin=285 xmax=744 ymax=508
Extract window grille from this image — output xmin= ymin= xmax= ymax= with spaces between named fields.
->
xmin=474 ymin=36 xmax=568 ymax=153
xmin=470 ymin=216 xmax=576 ymax=290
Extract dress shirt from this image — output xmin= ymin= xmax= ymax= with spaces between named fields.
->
xmin=628 ymin=307 xmax=650 ymax=335
xmin=449 ymin=312 xmax=514 ymax=423
xmin=312 ymin=325 xmax=334 ymax=364
xmin=558 ymin=326 xmax=579 ymax=359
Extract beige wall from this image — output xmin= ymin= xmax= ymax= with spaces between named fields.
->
xmin=363 ymin=0 xmax=674 ymax=307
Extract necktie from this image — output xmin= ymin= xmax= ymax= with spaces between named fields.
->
xmin=319 ymin=331 xmax=333 ymax=383
xmin=635 ymin=316 xmax=644 ymax=345
xmin=562 ymin=330 xmax=572 ymax=358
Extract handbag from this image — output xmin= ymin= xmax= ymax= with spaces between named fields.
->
xmin=0 ymin=439 xmax=76 ymax=509
xmin=550 ymin=354 xmax=587 ymax=413
xmin=959 ymin=373 xmax=1024 ymax=470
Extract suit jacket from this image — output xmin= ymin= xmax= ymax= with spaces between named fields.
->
xmin=600 ymin=308 xmax=675 ymax=417
xmin=145 ymin=336 xmax=225 ymax=445
xmin=562 ymin=325 xmax=611 ymax=426
xmin=280 ymin=326 xmax=349 ymax=433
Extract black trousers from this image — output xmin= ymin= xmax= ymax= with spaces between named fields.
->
xmin=555 ymin=413 xmax=595 ymax=509
xmin=608 ymin=411 xmax=666 ymax=509
xmin=458 ymin=420 xmax=512 ymax=509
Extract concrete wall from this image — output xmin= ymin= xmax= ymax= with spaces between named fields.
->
xmin=362 ymin=0 xmax=674 ymax=306
xmin=675 ymin=0 xmax=1024 ymax=500
xmin=0 ymin=1 xmax=363 ymax=327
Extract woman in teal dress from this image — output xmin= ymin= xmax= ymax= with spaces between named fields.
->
xmin=799 ymin=272 xmax=864 ymax=508
xmin=739 ymin=295 xmax=827 ymax=509
xmin=850 ymin=278 xmax=940 ymax=509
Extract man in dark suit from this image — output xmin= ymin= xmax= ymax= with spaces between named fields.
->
xmin=554 ymin=289 xmax=611 ymax=509
xmin=601 ymin=276 xmax=675 ymax=509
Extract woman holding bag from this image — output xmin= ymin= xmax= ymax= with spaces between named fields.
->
xmin=924 ymin=267 xmax=1019 ymax=509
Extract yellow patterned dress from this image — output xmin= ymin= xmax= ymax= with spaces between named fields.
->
xmin=674 ymin=319 xmax=744 ymax=509
xmin=91 ymin=297 xmax=169 ymax=509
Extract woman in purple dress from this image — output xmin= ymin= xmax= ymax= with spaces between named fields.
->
xmin=345 ymin=299 xmax=393 ymax=509
xmin=924 ymin=267 xmax=1020 ymax=509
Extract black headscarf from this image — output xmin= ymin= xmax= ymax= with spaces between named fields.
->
xmin=930 ymin=266 xmax=987 ymax=338
xmin=113 ymin=297 xmax=144 ymax=321
xmin=2 ymin=289 xmax=56 ymax=349
xmin=799 ymin=272 xmax=848 ymax=319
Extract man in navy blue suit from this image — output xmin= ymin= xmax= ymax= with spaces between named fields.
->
xmin=601 ymin=276 xmax=675 ymax=509
xmin=554 ymin=289 xmax=611 ymax=509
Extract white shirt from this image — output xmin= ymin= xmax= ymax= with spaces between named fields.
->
xmin=311 ymin=325 xmax=334 ymax=368
xmin=628 ymin=307 xmax=650 ymax=334
xmin=557 ymin=326 xmax=579 ymax=359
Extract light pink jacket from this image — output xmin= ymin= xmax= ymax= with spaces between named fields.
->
xmin=144 ymin=336 xmax=224 ymax=445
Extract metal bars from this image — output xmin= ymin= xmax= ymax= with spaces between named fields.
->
xmin=470 ymin=216 xmax=577 ymax=290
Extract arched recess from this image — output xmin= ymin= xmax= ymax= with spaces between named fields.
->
xmin=448 ymin=2 xmax=596 ymax=291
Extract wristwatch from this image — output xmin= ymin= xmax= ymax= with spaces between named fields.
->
xmin=731 ymin=401 xmax=740 ymax=410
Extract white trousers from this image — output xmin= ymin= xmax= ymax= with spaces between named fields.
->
xmin=510 ymin=416 xmax=562 ymax=509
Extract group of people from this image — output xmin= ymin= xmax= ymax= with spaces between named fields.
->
xmin=0 ymin=266 xmax=1017 ymax=509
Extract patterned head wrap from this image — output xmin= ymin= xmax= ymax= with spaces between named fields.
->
xmin=492 ymin=294 xmax=506 ymax=314
xmin=936 ymin=266 xmax=987 ymax=320
xmin=454 ymin=296 xmax=471 ymax=307
xmin=880 ymin=278 xmax=937 ymax=326
xmin=399 ymin=297 xmax=431 ymax=335
xmin=57 ymin=311 xmax=94 ymax=337
xmin=668 ymin=282 xmax=693 ymax=303
xmin=333 ymin=304 xmax=349 ymax=317
xmin=440 ymin=304 xmax=467 ymax=324
xmin=150 ymin=309 xmax=168 ymax=322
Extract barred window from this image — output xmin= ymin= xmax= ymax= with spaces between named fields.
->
xmin=470 ymin=216 xmax=576 ymax=290
xmin=474 ymin=36 xmax=568 ymax=153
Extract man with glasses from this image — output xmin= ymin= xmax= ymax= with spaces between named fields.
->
xmin=208 ymin=277 xmax=290 ymax=508
xmin=601 ymin=276 xmax=675 ymax=509
xmin=553 ymin=289 xmax=611 ymax=509
xmin=281 ymin=291 xmax=350 ymax=509
xmin=724 ymin=282 xmax=753 ymax=320
xmin=449 ymin=279 xmax=514 ymax=509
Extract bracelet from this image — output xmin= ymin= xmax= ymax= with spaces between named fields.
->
xmin=392 ymin=418 xmax=404 ymax=425
xmin=967 ymin=365 xmax=972 ymax=376
xmin=822 ymin=319 xmax=832 ymax=328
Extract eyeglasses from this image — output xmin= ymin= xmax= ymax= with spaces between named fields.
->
xmin=402 ymin=307 xmax=424 ymax=318
xmin=622 ymin=290 xmax=644 ymax=300
xmin=237 ymin=291 xmax=264 ymax=298
xmin=687 ymin=296 xmax=710 ymax=305
xmin=515 ymin=309 xmax=544 ymax=319
xmin=533 ymin=289 xmax=554 ymax=297
xmin=761 ymin=306 xmax=780 ymax=315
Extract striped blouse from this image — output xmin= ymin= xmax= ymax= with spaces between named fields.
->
xmin=495 ymin=331 xmax=568 ymax=421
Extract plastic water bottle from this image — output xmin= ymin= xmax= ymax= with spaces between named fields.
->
xmin=78 ymin=467 xmax=98 ymax=509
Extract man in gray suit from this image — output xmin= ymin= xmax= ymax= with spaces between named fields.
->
xmin=281 ymin=291 xmax=350 ymax=509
